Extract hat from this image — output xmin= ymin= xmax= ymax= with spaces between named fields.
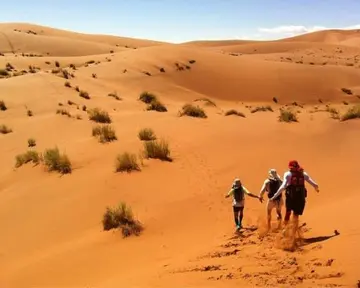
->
xmin=288 ymin=160 xmax=299 ymax=169
xmin=268 ymin=168 xmax=280 ymax=180
xmin=232 ymin=178 xmax=241 ymax=189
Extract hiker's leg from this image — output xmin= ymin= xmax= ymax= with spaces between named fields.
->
xmin=276 ymin=198 xmax=283 ymax=220
xmin=266 ymin=200 xmax=273 ymax=230
xmin=293 ymin=199 xmax=306 ymax=236
xmin=284 ymin=196 xmax=292 ymax=226
xmin=239 ymin=207 xmax=244 ymax=227
xmin=233 ymin=206 xmax=239 ymax=226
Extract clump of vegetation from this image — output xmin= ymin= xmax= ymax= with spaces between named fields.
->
xmin=0 ymin=100 xmax=7 ymax=111
xmin=143 ymin=139 xmax=172 ymax=161
xmin=92 ymin=73 xmax=97 ymax=78
xmin=0 ymin=69 xmax=10 ymax=77
xmin=92 ymin=124 xmax=117 ymax=143
xmin=138 ymin=128 xmax=156 ymax=141
xmin=340 ymin=104 xmax=360 ymax=121
xmin=272 ymin=97 xmax=278 ymax=103
xmin=0 ymin=124 xmax=12 ymax=134
xmin=67 ymin=100 xmax=75 ymax=106
xmin=6 ymin=62 xmax=14 ymax=71
xmin=64 ymin=81 xmax=71 ymax=88
xmin=146 ymin=99 xmax=167 ymax=112
xmin=250 ymin=105 xmax=273 ymax=113
xmin=15 ymin=150 xmax=40 ymax=168
xmin=88 ymin=108 xmax=112 ymax=123
xmin=86 ymin=60 xmax=95 ymax=65
xmin=326 ymin=106 xmax=340 ymax=119
xmin=28 ymin=138 xmax=36 ymax=147
xmin=82 ymin=105 xmax=87 ymax=111
xmin=159 ymin=67 xmax=165 ymax=72
xmin=194 ymin=98 xmax=216 ymax=107
xmin=189 ymin=60 xmax=196 ymax=64
xmin=279 ymin=109 xmax=298 ymax=123
xmin=139 ymin=91 xmax=157 ymax=104
xmin=108 ymin=92 xmax=121 ymax=100
xmin=43 ymin=147 xmax=72 ymax=174
xmin=179 ymin=104 xmax=207 ymax=118
xmin=55 ymin=61 xmax=60 ymax=67
xmin=27 ymin=110 xmax=33 ymax=117
xmin=79 ymin=90 xmax=90 ymax=100
xmin=115 ymin=152 xmax=140 ymax=173
xmin=56 ymin=108 xmax=71 ymax=117
xmin=75 ymin=86 xmax=80 ymax=92
xmin=341 ymin=88 xmax=353 ymax=95
xmin=225 ymin=109 xmax=245 ymax=117
xmin=102 ymin=202 xmax=143 ymax=238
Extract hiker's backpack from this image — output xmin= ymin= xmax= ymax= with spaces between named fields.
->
xmin=268 ymin=178 xmax=282 ymax=199
xmin=286 ymin=170 xmax=306 ymax=199
xmin=233 ymin=186 xmax=244 ymax=202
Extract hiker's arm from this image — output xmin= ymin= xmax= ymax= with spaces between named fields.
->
xmin=304 ymin=172 xmax=319 ymax=191
xmin=225 ymin=189 xmax=233 ymax=198
xmin=259 ymin=180 xmax=268 ymax=199
xmin=270 ymin=172 xmax=289 ymax=200
xmin=243 ymin=186 xmax=260 ymax=199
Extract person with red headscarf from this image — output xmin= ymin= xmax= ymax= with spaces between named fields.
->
xmin=269 ymin=160 xmax=319 ymax=229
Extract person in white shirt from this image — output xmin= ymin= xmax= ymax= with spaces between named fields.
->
xmin=269 ymin=160 xmax=319 ymax=230
xmin=258 ymin=169 xmax=283 ymax=231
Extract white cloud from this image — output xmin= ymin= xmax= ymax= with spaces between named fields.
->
xmin=256 ymin=24 xmax=360 ymax=40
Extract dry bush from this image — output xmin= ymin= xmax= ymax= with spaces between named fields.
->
xmin=146 ymin=99 xmax=167 ymax=112
xmin=56 ymin=109 xmax=71 ymax=117
xmin=27 ymin=110 xmax=33 ymax=117
xmin=15 ymin=151 xmax=40 ymax=168
xmin=279 ymin=109 xmax=298 ymax=122
xmin=79 ymin=90 xmax=90 ymax=100
xmin=326 ymin=106 xmax=340 ymax=119
xmin=194 ymin=98 xmax=216 ymax=107
xmin=0 ymin=69 xmax=10 ymax=77
xmin=108 ymin=92 xmax=121 ymax=100
xmin=64 ymin=81 xmax=71 ymax=88
xmin=55 ymin=61 xmax=60 ymax=67
xmin=0 ymin=100 xmax=7 ymax=111
xmin=340 ymin=104 xmax=360 ymax=121
xmin=138 ymin=128 xmax=156 ymax=141
xmin=179 ymin=104 xmax=207 ymax=118
xmin=225 ymin=109 xmax=245 ymax=117
xmin=102 ymin=202 xmax=143 ymax=237
xmin=143 ymin=139 xmax=172 ymax=161
xmin=139 ymin=91 xmax=157 ymax=104
xmin=88 ymin=108 xmax=112 ymax=123
xmin=0 ymin=124 xmax=12 ymax=134
xmin=43 ymin=147 xmax=72 ymax=174
xmin=341 ymin=88 xmax=352 ymax=95
xmin=92 ymin=124 xmax=117 ymax=143
xmin=115 ymin=152 xmax=140 ymax=173
xmin=250 ymin=105 xmax=273 ymax=113
xmin=28 ymin=138 xmax=36 ymax=147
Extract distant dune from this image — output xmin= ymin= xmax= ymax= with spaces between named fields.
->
xmin=0 ymin=23 xmax=360 ymax=288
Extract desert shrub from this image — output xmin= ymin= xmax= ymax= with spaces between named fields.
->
xmin=194 ymin=98 xmax=216 ymax=107
xmin=272 ymin=97 xmax=278 ymax=103
xmin=250 ymin=105 xmax=273 ymax=113
xmin=88 ymin=108 xmax=111 ymax=123
xmin=102 ymin=202 xmax=143 ymax=237
xmin=340 ymin=104 xmax=360 ymax=121
xmin=75 ymin=86 xmax=80 ymax=92
xmin=139 ymin=91 xmax=157 ymax=104
xmin=0 ymin=124 xmax=12 ymax=134
xmin=64 ymin=81 xmax=71 ymax=88
xmin=179 ymin=104 xmax=207 ymax=118
xmin=143 ymin=139 xmax=172 ymax=161
xmin=115 ymin=152 xmax=140 ymax=173
xmin=82 ymin=105 xmax=87 ymax=111
xmin=341 ymin=88 xmax=352 ymax=95
xmin=160 ymin=67 xmax=165 ymax=72
xmin=27 ymin=110 xmax=33 ymax=117
xmin=79 ymin=90 xmax=90 ymax=100
xmin=43 ymin=147 xmax=72 ymax=174
xmin=0 ymin=100 xmax=7 ymax=111
xmin=86 ymin=60 xmax=95 ymax=64
xmin=138 ymin=128 xmax=156 ymax=141
xmin=279 ymin=109 xmax=298 ymax=123
xmin=15 ymin=150 xmax=40 ymax=168
xmin=108 ymin=92 xmax=121 ymax=100
xmin=55 ymin=61 xmax=60 ymax=67
xmin=225 ymin=109 xmax=245 ymax=117
xmin=92 ymin=124 xmax=117 ymax=143
xmin=326 ymin=107 xmax=340 ymax=119
xmin=0 ymin=69 xmax=9 ymax=76
xmin=189 ymin=59 xmax=196 ymax=64
xmin=28 ymin=138 xmax=36 ymax=147
xmin=146 ymin=99 xmax=167 ymax=112
xmin=92 ymin=73 xmax=97 ymax=78
xmin=67 ymin=100 xmax=75 ymax=105
xmin=56 ymin=109 xmax=71 ymax=117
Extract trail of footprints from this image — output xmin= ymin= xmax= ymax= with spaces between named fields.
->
xmin=172 ymin=225 xmax=345 ymax=287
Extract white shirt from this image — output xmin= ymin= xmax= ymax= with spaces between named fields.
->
xmin=270 ymin=170 xmax=318 ymax=200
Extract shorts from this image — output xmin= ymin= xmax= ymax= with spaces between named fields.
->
xmin=267 ymin=197 xmax=283 ymax=212
xmin=285 ymin=195 xmax=305 ymax=215
xmin=233 ymin=206 xmax=244 ymax=213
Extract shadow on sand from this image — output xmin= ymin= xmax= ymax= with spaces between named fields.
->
xmin=301 ymin=230 xmax=340 ymax=246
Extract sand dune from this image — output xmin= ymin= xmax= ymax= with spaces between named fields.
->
xmin=1 ymin=23 xmax=360 ymax=288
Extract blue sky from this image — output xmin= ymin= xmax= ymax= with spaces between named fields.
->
xmin=1 ymin=0 xmax=360 ymax=43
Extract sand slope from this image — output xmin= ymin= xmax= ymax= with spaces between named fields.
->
xmin=1 ymin=23 xmax=360 ymax=288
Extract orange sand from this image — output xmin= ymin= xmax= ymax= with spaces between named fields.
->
xmin=1 ymin=23 xmax=360 ymax=287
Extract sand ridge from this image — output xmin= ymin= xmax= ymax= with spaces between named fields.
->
xmin=1 ymin=23 xmax=360 ymax=287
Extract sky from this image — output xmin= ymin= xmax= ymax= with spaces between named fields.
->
xmin=1 ymin=0 xmax=360 ymax=43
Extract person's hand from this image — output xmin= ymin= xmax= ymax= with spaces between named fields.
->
xmin=258 ymin=196 xmax=263 ymax=203
xmin=315 ymin=186 xmax=320 ymax=193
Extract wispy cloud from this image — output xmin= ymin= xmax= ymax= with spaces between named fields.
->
xmin=255 ymin=24 xmax=360 ymax=40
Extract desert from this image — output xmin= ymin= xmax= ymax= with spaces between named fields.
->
xmin=1 ymin=22 xmax=360 ymax=287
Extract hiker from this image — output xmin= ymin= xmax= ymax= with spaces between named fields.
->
xmin=269 ymin=160 xmax=319 ymax=231
xmin=225 ymin=178 xmax=261 ymax=230
xmin=258 ymin=169 xmax=283 ymax=230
